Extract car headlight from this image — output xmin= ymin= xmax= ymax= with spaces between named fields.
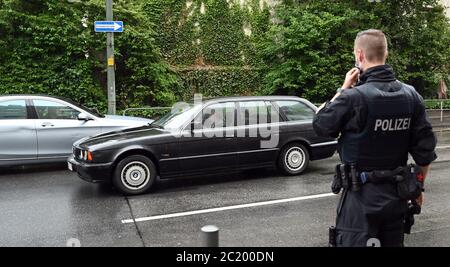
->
xmin=78 ymin=149 xmax=93 ymax=161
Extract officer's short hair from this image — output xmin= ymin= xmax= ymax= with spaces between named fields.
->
xmin=355 ymin=29 xmax=388 ymax=62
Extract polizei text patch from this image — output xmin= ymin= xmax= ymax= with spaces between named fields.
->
xmin=374 ymin=118 xmax=411 ymax=132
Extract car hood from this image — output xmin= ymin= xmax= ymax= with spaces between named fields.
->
xmin=76 ymin=126 xmax=171 ymax=149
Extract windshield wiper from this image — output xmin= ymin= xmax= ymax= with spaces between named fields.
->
xmin=150 ymin=122 xmax=164 ymax=129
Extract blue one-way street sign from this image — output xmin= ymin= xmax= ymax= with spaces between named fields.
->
xmin=94 ymin=21 xmax=123 ymax=33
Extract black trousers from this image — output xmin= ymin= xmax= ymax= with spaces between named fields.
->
xmin=335 ymin=182 xmax=408 ymax=247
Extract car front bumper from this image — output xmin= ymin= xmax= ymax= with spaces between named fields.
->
xmin=68 ymin=155 xmax=112 ymax=183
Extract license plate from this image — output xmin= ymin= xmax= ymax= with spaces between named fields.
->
xmin=68 ymin=162 xmax=73 ymax=171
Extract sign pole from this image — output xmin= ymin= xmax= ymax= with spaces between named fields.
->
xmin=106 ymin=0 xmax=116 ymax=115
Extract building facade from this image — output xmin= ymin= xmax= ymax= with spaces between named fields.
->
xmin=441 ymin=0 xmax=450 ymax=17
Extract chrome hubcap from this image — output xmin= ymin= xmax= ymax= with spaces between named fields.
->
xmin=285 ymin=147 xmax=305 ymax=172
xmin=121 ymin=161 xmax=150 ymax=190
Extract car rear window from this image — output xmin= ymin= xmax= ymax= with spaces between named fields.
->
xmin=275 ymin=101 xmax=315 ymax=121
xmin=238 ymin=101 xmax=271 ymax=126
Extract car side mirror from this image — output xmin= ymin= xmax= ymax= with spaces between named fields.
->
xmin=78 ymin=113 xmax=93 ymax=121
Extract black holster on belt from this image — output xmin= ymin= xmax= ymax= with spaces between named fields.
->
xmin=331 ymin=163 xmax=359 ymax=194
xmin=396 ymin=164 xmax=423 ymax=200
xmin=331 ymin=165 xmax=343 ymax=194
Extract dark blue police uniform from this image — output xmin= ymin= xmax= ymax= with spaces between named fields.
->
xmin=313 ymin=65 xmax=437 ymax=246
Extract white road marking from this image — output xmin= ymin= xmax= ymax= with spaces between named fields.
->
xmin=436 ymin=145 xmax=450 ymax=149
xmin=121 ymin=192 xmax=336 ymax=224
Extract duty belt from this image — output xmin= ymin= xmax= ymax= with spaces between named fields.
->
xmin=332 ymin=164 xmax=408 ymax=193
xmin=359 ymin=166 xmax=405 ymax=185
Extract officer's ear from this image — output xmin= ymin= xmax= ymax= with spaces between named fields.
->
xmin=355 ymin=48 xmax=364 ymax=64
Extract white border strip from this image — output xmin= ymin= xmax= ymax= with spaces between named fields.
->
xmin=437 ymin=145 xmax=450 ymax=149
xmin=310 ymin=141 xmax=338 ymax=147
xmin=122 ymin=192 xmax=335 ymax=224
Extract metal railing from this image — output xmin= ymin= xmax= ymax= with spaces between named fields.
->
xmin=424 ymin=99 xmax=450 ymax=128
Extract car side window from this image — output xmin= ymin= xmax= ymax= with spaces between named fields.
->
xmin=275 ymin=101 xmax=315 ymax=121
xmin=238 ymin=101 xmax=270 ymax=126
xmin=198 ymin=102 xmax=235 ymax=129
xmin=0 ymin=100 xmax=28 ymax=120
xmin=33 ymin=100 xmax=80 ymax=120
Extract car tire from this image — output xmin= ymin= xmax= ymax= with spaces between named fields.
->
xmin=113 ymin=155 xmax=156 ymax=195
xmin=278 ymin=143 xmax=310 ymax=175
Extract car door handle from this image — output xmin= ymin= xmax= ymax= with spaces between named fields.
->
xmin=41 ymin=122 xmax=54 ymax=127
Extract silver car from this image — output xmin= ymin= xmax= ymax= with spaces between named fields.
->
xmin=0 ymin=95 xmax=153 ymax=166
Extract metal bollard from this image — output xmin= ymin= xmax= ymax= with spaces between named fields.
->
xmin=201 ymin=225 xmax=219 ymax=247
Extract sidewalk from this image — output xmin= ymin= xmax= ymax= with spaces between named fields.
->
xmin=435 ymin=128 xmax=450 ymax=145
xmin=434 ymin=128 xmax=450 ymax=162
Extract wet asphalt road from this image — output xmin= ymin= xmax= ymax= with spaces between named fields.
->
xmin=0 ymin=140 xmax=450 ymax=247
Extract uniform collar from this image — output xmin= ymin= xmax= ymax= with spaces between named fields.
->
xmin=358 ymin=64 xmax=397 ymax=85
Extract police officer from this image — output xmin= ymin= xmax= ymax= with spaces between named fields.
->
xmin=313 ymin=29 xmax=437 ymax=247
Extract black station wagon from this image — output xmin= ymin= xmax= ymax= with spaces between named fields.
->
xmin=68 ymin=96 xmax=337 ymax=195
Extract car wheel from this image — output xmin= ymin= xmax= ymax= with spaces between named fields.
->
xmin=278 ymin=143 xmax=310 ymax=175
xmin=113 ymin=155 xmax=156 ymax=195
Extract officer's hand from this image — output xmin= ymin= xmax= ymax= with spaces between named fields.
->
xmin=416 ymin=192 xmax=424 ymax=207
xmin=342 ymin=68 xmax=360 ymax=89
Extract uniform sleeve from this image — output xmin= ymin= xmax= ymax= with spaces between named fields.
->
xmin=409 ymin=95 xmax=437 ymax=166
xmin=313 ymin=92 xmax=353 ymax=138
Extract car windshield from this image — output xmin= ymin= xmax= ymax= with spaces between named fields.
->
xmin=151 ymin=103 xmax=200 ymax=130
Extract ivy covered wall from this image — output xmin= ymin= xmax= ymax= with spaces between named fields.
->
xmin=144 ymin=0 xmax=273 ymax=98
xmin=145 ymin=0 xmax=450 ymax=102
xmin=0 ymin=0 xmax=181 ymax=111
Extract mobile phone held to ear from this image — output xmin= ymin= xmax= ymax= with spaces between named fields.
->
xmin=354 ymin=62 xmax=362 ymax=74
xmin=354 ymin=62 xmax=362 ymax=84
